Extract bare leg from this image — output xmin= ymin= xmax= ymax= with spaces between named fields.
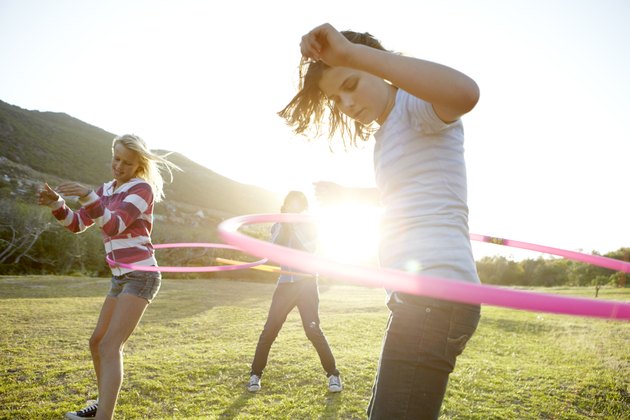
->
xmin=94 ymin=294 xmax=149 ymax=420
xmin=89 ymin=296 xmax=118 ymax=392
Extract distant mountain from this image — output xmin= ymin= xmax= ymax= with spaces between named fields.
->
xmin=0 ymin=99 xmax=281 ymax=217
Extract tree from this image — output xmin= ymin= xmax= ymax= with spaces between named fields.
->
xmin=0 ymin=199 xmax=55 ymax=271
xmin=477 ymin=256 xmax=524 ymax=285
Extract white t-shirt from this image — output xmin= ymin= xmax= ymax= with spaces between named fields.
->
xmin=374 ymin=89 xmax=480 ymax=285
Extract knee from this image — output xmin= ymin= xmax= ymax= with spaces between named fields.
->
xmin=304 ymin=321 xmax=324 ymax=340
xmin=261 ymin=321 xmax=283 ymax=338
xmin=259 ymin=328 xmax=279 ymax=344
xmin=89 ymin=335 xmax=101 ymax=354
xmin=98 ymin=338 xmax=122 ymax=360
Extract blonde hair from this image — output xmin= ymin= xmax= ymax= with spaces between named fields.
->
xmin=112 ymin=134 xmax=180 ymax=202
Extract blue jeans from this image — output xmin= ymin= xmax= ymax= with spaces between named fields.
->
xmin=367 ymin=292 xmax=481 ymax=420
xmin=250 ymin=278 xmax=339 ymax=377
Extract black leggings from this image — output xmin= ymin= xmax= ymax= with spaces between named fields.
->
xmin=250 ymin=279 xmax=339 ymax=377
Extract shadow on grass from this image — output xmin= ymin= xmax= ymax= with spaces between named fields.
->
xmin=478 ymin=315 xmax=556 ymax=335
xmin=216 ymin=389 xmax=258 ymax=418
xmin=322 ymin=391 xmax=345 ymax=419
xmin=0 ymin=275 xmax=276 ymax=322
xmin=215 ymin=387 xmax=346 ymax=419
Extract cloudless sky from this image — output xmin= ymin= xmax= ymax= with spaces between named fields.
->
xmin=1 ymin=0 xmax=629 ymax=261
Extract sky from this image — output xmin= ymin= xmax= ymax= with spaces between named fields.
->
xmin=1 ymin=0 xmax=629 ymax=262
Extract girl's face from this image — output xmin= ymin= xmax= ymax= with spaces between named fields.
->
xmin=111 ymin=142 xmax=140 ymax=185
xmin=282 ymin=196 xmax=307 ymax=213
xmin=318 ymin=67 xmax=390 ymax=125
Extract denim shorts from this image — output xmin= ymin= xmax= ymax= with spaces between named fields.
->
xmin=108 ymin=270 xmax=161 ymax=303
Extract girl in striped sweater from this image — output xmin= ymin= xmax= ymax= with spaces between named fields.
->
xmin=38 ymin=134 xmax=179 ymax=420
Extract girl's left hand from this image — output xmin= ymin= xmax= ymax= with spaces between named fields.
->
xmin=55 ymin=182 xmax=91 ymax=198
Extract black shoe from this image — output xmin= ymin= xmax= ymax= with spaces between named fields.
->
xmin=65 ymin=401 xmax=98 ymax=419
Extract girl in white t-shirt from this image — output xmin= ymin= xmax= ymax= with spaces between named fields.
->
xmin=279 ymin=23 xmax=481 ymax=419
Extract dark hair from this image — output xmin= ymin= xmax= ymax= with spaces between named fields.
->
xmin=278 ymin=31 xmax=388 ymax=148
xmin=282 ymin=190 xmax=309 ymax=212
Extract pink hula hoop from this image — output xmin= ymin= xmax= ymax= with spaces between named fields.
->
xmin=218 ymin=214 xmax=630 ymax=320
xmin=105 ymin=243 xmax=267 ymax=273
xmin=470 ymin=234 xmax=630 ymax=273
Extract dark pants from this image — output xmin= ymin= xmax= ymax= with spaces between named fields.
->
xmin=250 ymin=278 xmax=339 ymax=377
xmin=367 ymin=292 xmax=481 ymax=420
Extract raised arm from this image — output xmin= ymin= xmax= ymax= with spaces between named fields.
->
xmin=301 ymin=23 xmax=480 ymax=122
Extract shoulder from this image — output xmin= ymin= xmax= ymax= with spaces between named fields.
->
xmin=270 ymin=222 xmax=282 ymax=234
xmin=118 ymin=179 xmax=154 ymax=208
xmin=399 ymin=89 xmax=461 ymax=134
xmin=99 ymin=181 xmax=115 ymax=195
xmin=123 ymin=179 xmax=153 ymax=195
xmin=294 ymin=223 xmax=317 ymax=244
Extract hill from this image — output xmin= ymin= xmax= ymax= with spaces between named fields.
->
xmin=0 ymin=99 xmax=281 ymax=217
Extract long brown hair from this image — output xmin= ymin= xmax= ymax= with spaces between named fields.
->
xmin=278 ymin=31 xmax=389 ymax=148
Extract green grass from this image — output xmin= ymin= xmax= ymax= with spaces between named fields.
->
xmin=0 ymin=276 xmax=628 ymax=419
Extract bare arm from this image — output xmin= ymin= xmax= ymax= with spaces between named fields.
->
xmin=313 ymin=181 xmax=380 ymax=206
xmin=301 ymin=23 xmax=480 ymax=122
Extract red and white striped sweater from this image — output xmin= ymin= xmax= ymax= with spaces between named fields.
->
xmin=50 ymin=178 xmax=157 ymax=275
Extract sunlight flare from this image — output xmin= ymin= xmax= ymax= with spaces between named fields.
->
xmin=315 ymin=204 xmax=381 ymax=264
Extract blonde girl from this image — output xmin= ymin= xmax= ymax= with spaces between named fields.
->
xmin=38 ymin=134 xmax=179 ymax=419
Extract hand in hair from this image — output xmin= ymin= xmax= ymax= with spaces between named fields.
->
xmin=300 ymin=23 xmax=355 ymax=68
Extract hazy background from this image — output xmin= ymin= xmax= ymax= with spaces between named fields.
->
xmin=1 ymin=0 xmax=628 ymax=261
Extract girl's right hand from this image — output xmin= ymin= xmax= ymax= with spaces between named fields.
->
xmin=37 ymin=183 xmax=60 ymax=206
xmin=300 ymin=23 xmax=352 ymax=67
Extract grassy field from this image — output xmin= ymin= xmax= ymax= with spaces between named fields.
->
xmin=0 ymin=276 xmax=628 ymax=419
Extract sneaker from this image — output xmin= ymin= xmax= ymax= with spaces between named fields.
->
xmin=65 ymin=401 xmax=98 ymax=419
xmin=328 ymin=375 xmax=342 ymax=393
xmin=247 ymin=374 xmax=261 ymax=392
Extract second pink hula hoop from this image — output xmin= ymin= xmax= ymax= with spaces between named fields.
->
xmin=218 ymin=213 xmax=630 ymax=321
xmin=470 ymin=234 xmax=630 ymax=273
xmin=105 ymin=243 xmax=267 ymax=273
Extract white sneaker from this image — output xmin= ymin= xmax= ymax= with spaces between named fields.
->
xmin=65 ymin=401 xmax=98 ymax=419
xmin=328 ymin=375 xmax=342 ymax=393
xmin=247 ymin=374 xmax=261 ymax=392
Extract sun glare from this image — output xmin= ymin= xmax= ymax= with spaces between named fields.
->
xmin=314 ymin=204 xmax=382 ymax=265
